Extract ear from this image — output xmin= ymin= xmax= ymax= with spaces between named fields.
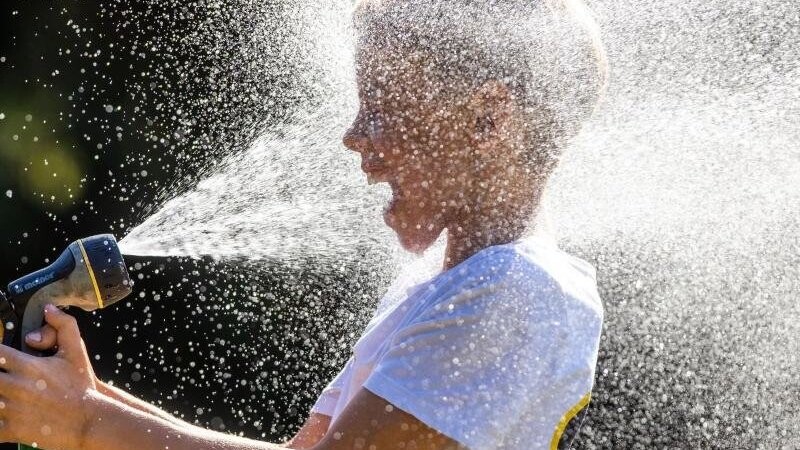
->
xmin=468 ymin=80 xmax=515 ymax=145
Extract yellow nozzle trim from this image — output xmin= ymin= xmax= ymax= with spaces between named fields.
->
xmin=77 ymin=240 xmax=105 ymax=309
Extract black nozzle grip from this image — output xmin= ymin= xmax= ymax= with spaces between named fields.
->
xmin=81 ymin=234 xmax=132 ymax=307
xmin=7 ymin=248 xmax=76 ymax=299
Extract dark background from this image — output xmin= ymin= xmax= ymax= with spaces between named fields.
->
xmin=0 ymin=1 xmax=378 ymax=446
xmin=1 ymin=2 xmax=798 ymax=449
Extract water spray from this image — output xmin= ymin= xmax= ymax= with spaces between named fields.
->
xmin=0 ymin=234 xmax=132 ymax=450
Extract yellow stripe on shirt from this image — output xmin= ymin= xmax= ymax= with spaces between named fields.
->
xmin=550 ymin=393 xmax=591 ymax=450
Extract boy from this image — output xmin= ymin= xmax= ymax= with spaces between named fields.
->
xmin=0 ymin=0 xmax=607 ymax=449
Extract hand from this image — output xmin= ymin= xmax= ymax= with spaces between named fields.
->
xmin=0 ymin=304 xmax=99 ymax=449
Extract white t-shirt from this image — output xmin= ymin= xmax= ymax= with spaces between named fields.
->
xmin=311 ymin=235 xmax=604 ymax=450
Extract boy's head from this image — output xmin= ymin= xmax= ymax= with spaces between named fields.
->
xmin=344 ymin=0 xmax=607 ymax=253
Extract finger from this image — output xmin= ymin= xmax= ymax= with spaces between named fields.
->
xmin=0 ymin=371 xmax=24 ymax=401
xmin=0 ymin=345 xmax=31 ymax=374
xmin=0 ymin=397 xmax=20 ymax=444
xmin=42 ymin=305 xmax=83 ymax=361
xmin=24 ymin=325 xmax=58 ymax=352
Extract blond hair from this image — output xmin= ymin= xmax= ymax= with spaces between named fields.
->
xmin=355 ymin=0 xmax=608 ymax=168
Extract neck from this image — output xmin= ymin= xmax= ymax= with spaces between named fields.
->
xmin=443 ymin=186 xmax=542 ymax=271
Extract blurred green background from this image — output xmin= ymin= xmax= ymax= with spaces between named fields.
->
xmin=1 ymin=2 xmax=364 ymax=447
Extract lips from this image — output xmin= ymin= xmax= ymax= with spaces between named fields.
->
xmin=383 ymin=194 xmax=399 ymax=225
xmin=383 ymin=186 xmax=405 ymax=223
xmin=361 ymin=158 xmax=385 ymax=173
xmin=361 ymin=158 xmax=391 ymax=184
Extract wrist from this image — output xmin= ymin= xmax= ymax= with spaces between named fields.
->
xmin=77 ymin=388 xmax=115 ymax=450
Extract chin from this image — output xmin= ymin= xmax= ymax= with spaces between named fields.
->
xmin=393 ymin=227 xmax=442 ymax=255
xmin=384 ymin=198 xmax=444 ymax=254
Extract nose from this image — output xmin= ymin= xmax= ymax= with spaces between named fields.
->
xmin=343 ymin=116 xmax=370 ymax=154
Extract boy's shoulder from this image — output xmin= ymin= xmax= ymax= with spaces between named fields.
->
xmin=435 ymin=236 xmax=603 ymax=321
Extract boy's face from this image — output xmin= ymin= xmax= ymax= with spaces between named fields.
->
xmin=344 ymin=45 xmax=479 ymax=253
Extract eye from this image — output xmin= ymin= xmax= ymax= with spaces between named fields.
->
xmin=367 ymin=111 xmax=384 ymax=137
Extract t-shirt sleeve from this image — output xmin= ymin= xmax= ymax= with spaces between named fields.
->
xmin=310 ymin=357 xmax=353 ymax=417
xmin=362 ymin=251 xmax=603 ymax=449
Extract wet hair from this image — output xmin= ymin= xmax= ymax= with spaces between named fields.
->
xmin=354 ymin=0 xmax=608 ymax=171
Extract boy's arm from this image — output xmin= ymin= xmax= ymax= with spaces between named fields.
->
xmin=284 ymin=413 xmax=332 ymax=449
xmin=100 ymin=379 xmax=332 ymax=448
xmin=96 ymin=380 xmax=200 ymax=429
xmin=311 ymin=388 xmax=463 ymax=450
xmin=83 ymin=388 xmax=460 ymax=450
xmin=84 ymin=391 xmax=285 ymax=450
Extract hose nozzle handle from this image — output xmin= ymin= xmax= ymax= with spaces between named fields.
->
xmin=7 ymin=234 xmax=132 ymax=354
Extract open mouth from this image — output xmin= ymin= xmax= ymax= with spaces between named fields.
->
xmin=359 ymin=158 xmax=405 ymax=221
xmin=362 ymin=159 xmax=391 ymax=185
xmin=383 ymin=180 xmax=404 ymax=221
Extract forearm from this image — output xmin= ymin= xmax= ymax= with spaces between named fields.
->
xmin=96 ymin=381 xmax=306 ymax=447
xmin=97 ymin=380 xmax=192 ymax=428
xmin=83 ymin=390 xmax=285 ymax=450
xmin=284 ymin=413 xmax=331 ymax=449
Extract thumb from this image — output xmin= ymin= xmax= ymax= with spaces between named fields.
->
xmin=43 ymin=304 xmax=84 ymax=358
xmin=25 ymin=324 xmax=58 ymax=351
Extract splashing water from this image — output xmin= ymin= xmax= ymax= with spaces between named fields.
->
xmin=115 ymin=0 xmax=800 ymax=447
xmin=120 ymin=0 xmax=800 ymax=262
xmin=118 ymin=1 xmax=397 ymax=264
xmin=119 ymin=105 xmax=394 ymax=263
